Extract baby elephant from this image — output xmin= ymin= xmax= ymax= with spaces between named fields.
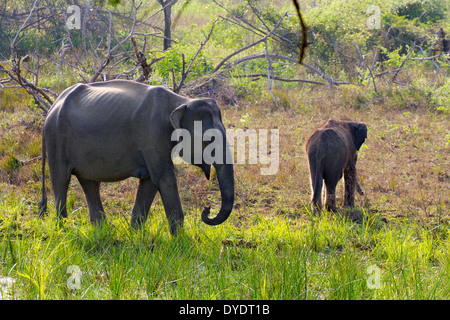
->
xmin=306 ymin=119 xmax=367 ymax=213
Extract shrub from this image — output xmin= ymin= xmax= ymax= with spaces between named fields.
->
xmin=430 ymin=79 xmax=450 ymax=114
xmin=0 ymin=153 xmax=21 ymax=174
xmin=153 ymin=42 xmax=213 ymax=85
xmin=396 ymin=0 xmax=447 ymax=24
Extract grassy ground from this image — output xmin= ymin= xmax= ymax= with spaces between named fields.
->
xmin=1 ymin=199 xmax=448 ymax=300
xmin=0 ymin=79 xmax=448 ymax=299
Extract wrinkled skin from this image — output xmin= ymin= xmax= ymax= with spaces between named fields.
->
xmin=38 ymin=80 xmax=234 ymax=235
xmin=306 ymin=119 xmax=367 ymax=213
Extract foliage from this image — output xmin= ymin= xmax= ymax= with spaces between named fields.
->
xmin=396 ymin=0 xmax=447 ymax=23
xmin=152 ymin=41 xmax=214 ymax=86
xmin=0 ymin=0 xmax=135 ymax=57
xmin=0 ymin=153 xmax=20 ymax=174
xmin=304 ymin=0 xmax=448 ymax=78
xmin=430 ymin=78 xmax=450 ymax=114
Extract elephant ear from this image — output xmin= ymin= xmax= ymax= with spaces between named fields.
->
xmin=170 ymin=104 xmax=188 ymax=129
xmin=352 ymin=123 xmax=367 ymax=151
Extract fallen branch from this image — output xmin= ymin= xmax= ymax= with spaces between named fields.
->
xmin=235 ymin=73 xmax=362 ymax=86
xmin=20 ymin=156 xmax=42 ymax=166
xmin=234 ymin=73 xmax=327 ymax=85
xmin=0 ymin=57 xmax=53 ymax=112
xmin=228 ymin=53 xmax=360 ymax=86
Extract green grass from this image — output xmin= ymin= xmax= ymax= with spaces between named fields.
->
xmin=0 ymin=194 xmax=448 ymax=300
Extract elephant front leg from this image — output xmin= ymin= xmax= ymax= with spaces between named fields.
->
xmin=156 ymin=170 xmax=184 ymax=236
xmin=77 ymin=177 xmax=105 ymax=224
xmin=131 ymin=178 xmax=158 ymax=228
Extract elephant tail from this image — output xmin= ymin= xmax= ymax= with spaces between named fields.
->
xmin=38 ymin=134 xmax=47 ymax=216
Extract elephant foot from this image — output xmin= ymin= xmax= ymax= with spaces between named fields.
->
xmin=344 ymin=207 xmax=364 ymax=222
xmin=38 ymin=199 xmax=47 ymax=217
xmin=312 ymin=207 xmax=321 ymax=216
xmin=310 ymin=199 xmax=322 ymax=215
xmin=90 ymin=218 xmax=106 ymax=226
xmin=130 ymin=215 xmax=146 ymax=229
xmin=89 ymin=212 xmax=106 ymax=226
xmin=169 ymin=220 xmax=184 ymax=236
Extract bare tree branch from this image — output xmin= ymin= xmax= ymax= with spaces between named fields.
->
xmin=291 ymin=0 xmax=309 ymax=63
xmin=0 ymin=57 xmax=52 ymax=113
xmin=88 ymin=1 xmax=141 ymax=83
xmin=235 ymin=73 xmax=361 ymax=86
xmin=10 ymin=0 xmax=40 ymax=52
xmin=227 ymin=53 xmax=356 ymax=86
xmin=392 ymin=44 xmax=415 ymax=83
xmin=213 ymin=12 xmax=288 ymax=73
xmin=234 ymin=73 xmax=327 ymax=85
xmin=173 ymin=18 xmax=218 ymax=93
xmin=355 ymin=41 xmax=377 ymax=92
xmin=264 ymin=38 xmax=278 ymax=108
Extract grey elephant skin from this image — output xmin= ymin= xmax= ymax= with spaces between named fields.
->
xmin=38 ymin=80 xmax=234 ymax=235
xmin=306 ymin=119 xmax=367 ymax=213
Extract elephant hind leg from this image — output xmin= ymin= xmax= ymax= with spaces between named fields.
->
xmin=48 ymin=163 xmax=71 ymax=219
xmin=323 ymin=164 xmax=343 ymax=213
xmin=309 ymin=157 xmax=323 ymax=214
xmin=324 ymin=181 xmax=338 ymax=212
xmin=77 ymin=177 xmax=105 ymax=224
xmin=131 ymin=178 xmax=158 ymax=228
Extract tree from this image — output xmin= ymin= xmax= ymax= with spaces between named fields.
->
xmin=157 ymin=0 xmax=178 ymax=50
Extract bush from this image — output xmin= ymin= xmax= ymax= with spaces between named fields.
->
xmin=396 ymin=0 xmax=447 ymax=24
xmin=304 ymin=0 xmax=448 ymax=77
xmin=153 ymin=42 xmax=213 ymax=86
xmin=430 ymin=79 xmax=450 ymax=114
xmin=0 ymin=153 xmax=21 ymax=174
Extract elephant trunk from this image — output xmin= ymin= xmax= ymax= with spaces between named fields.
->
xmin=201 ymin=162 xmax=234 ymax=226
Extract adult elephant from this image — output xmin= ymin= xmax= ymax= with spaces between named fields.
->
xmin=38 ymin=80 xmax=234 ymax=235
xmin=306 ymin=119 xmax=367 ymax=213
